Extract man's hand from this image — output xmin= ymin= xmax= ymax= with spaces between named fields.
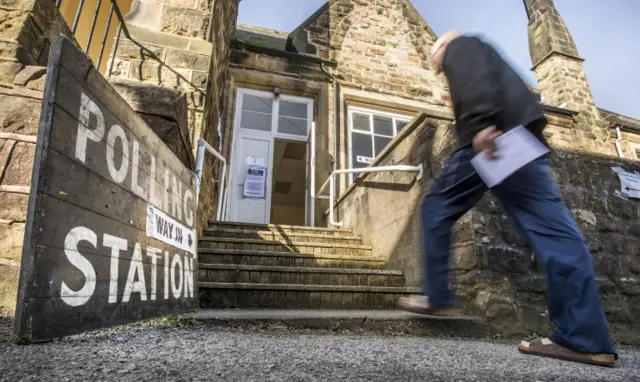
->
xmin=473 ymin=126 xmax=501 ymax=158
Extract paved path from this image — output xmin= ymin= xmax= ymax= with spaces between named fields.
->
xmin=1 ymin=321 xmax=639 ymax=381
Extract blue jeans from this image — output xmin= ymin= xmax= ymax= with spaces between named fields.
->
xmin=421 ymin=146 xmax=616 ymax=355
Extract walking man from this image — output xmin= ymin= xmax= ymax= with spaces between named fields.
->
xmin=399 ymin=31 xmax=618 ymax=367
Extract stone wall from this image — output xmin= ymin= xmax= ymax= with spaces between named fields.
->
xmin=291 ymin=0 xmax=449 ymax=109
xmin=336 ymin=110 xmax=640 ymax=344
xmin=0 ymin=0 xmax=75 ymax=315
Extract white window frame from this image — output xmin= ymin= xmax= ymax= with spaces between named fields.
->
xmin=629 ymin=142 xmax=640 ymax=160
xmin=233 ymin=88 xmax=313 ymax=142
xmin=347 ymin=106 xmax=412 ymax=183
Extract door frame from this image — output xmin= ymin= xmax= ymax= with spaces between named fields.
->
xmin=226 ymin=88 xmax=315 ymax=224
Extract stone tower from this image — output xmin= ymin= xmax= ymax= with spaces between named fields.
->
xmin=523 ymin=0 xmax=602 ymax=125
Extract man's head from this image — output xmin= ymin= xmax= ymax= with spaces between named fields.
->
xmin=429 ymin=30 xmax=462 ymax=74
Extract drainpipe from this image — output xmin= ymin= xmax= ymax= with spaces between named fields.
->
xmin=320 ymin=63 xmax=339 ymax=174
xmin=615 ymin=125 xmax=624 ymax=159
xmin=320 ymin=63 xmax=340 ymax=217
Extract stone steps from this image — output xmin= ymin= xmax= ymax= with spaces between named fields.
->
xmin=184 ymin=309 xmax=490 ymax=339
xmin=198 ymin=282 xmax=420 ymax=309
xmin=208 ymin=221 xmax=351 ymax=237
xmin=198 ymin=222 xmax=410 ymax=310
xmin=203 ymin=228 xmax=364 ymax=245
xmin=198 ymin=264 xmax=405 ymax=287
xmin=198 ymin=237 xmax=373 ymax=256
xmin=198 ymin=249 xmax=387 ymax=269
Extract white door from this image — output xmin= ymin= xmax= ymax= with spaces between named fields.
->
xmin=228 ymin=132 xmax=273 ymax=224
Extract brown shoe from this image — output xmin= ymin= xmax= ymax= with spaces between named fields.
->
xmin=519 ymin=338 xmax=616 ymax=367
xmin=398 ymin=295 xmax=462 ymax=317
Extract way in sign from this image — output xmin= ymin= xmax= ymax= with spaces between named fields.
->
xmin=147 ymin=205 xmax=196 ymax=255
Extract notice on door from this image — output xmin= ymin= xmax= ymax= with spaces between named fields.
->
xmin=243 ymin=167 xmax=267 ymax=199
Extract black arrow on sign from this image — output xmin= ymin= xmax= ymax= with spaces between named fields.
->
xmin=625 ymin=186 xmax=640 ymax=192
xmin=188 ymin=234 xmax=193 ymax=248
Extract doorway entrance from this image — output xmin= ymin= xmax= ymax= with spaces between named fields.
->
xmin=227 ymin=88 xmax=314 ymax=226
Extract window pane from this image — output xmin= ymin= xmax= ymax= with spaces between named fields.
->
xmin=396 ymin=120 xmax=408 ymax=133
xmin=241 ymin=111 xmax=271 ymax=131
xmin=243 ymin=94 xmax=272 ymax=114
xmin=351 ymin=132 xmax=374 ymax=169
xmin=278 ymin=116 xmax=307 ymax=136
xmin=373 ymin=115 xmax=393 ymax=136
xmin=374 ymin=135 xmax=393 ymax=156
xmin=280 ymin=100 xmax=307 ymax=119
xmin=352 ymin=113 xmax=370 ymax=132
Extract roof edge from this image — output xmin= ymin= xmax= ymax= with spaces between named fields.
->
xmin=231 ymin=38 xmax=338 ymax=67
xmin=289 ymin=2 xmax=330 ymax=41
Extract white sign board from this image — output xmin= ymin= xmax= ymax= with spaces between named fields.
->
xmin=243 ymin=166 xmax=267 ymax=199
xmin=146 ymin=205 xmax=197 ymax=255
xmin=246 ymin=154 xmax=265 ymax=167
xmin=612 ymin=167 xmax=640 ymax=199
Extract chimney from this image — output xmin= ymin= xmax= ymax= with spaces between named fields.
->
xmin=523 ymin=0 xmax=601 ymax=123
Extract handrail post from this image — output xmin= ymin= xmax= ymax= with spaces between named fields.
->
xmin=329 ymin=175 xmax=342 ymax=227
xmin=316 ymin=164 xmax=424 ymax=227
xmin=195 ymin=138 xmax=227 ymax=222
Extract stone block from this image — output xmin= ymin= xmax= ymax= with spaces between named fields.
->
xmin=126 ymin=25 xmax=190 ymax=51
xmin=0 ymin=262 xmax=19 ymax=314
xmin=1 ymin=141 xmax=34 ymax=186
xmin=125 ymin=0 xmax=163 ymax=30
xmin=451 ymin=245 xmax=477 ymax=271
xmin=484 ymin=245 xmax=533 ymax=275
xmin=0 ymin=59 xmax=23 ymax=82
xmin=0 ymin=221 xmax=23 ymax=261
xmin=161 ymin=6 xmax=209 ymax=38
xmin=618 ymin=277 xmax=640 ymax=296
xmin=0 ymin=192 xmax=28 ymax=221
xmin=0 ymin=9 xmax=28 ymax=40
xmin=191 ymin=70 xmax=208 ymax=88
xmin=115 ymin=41 xmax=165 ymax=60
xmin=165 ymin=49 xmax=209 ymax=71
xmin=165 ymin=0 xmax=198 ymax=8
xmin=0 ymin=94 xmax=41 ymax=135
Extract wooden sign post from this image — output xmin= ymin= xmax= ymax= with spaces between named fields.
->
xmin=14 ymin=37 xmax=199 ymax=342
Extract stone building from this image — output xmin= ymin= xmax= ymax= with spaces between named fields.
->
xmin=2 ymin=0 xmax=640 ymax=343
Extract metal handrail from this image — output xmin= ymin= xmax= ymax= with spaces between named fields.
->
xmin=316 ymin=165 xmax=423 ymax=227
xmin=58 ymin=0 xmax=205 ymax=93
xmin=194 ymin=138 xmax=228 ymax=221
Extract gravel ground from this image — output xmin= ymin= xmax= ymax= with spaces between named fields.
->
xmin=1 ymin=319 xmax=639 ymax=382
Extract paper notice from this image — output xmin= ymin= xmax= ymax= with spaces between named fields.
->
xmin=470 ymin=125 xmax=550 ymax=188
xmin=243 ymin=166 xmax=267 ymax=199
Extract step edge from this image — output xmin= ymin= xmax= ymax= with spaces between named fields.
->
xmin=199 ymin=264 xmax=404 ymax=275
xmin=198 ymin=249 xmax=385 ymax=261
xmin=199 ymin=282 xmax=420 ymax=293
xmin=203 ymin=229 xmax=363 ymax=240
xmin=185 ymin=309 xmax=486 ymax=323
xmin=199 ymin=237 xmax=373 ymax=250
xmin=208 ymin=221 xmax=351 ymax=233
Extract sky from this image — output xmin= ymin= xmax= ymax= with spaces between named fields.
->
xmin=237 ymin=0 xmax=640 ymax=119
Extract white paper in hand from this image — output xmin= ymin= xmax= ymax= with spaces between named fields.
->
xmin=470 ymin=125 xmax=549 ymax=188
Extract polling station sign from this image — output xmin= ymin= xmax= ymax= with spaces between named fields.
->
xmin=14 ymin=37 xmax=199 ymax=342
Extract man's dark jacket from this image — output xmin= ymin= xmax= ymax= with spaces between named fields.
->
xmin=443 ymin=35 xmax=548 ymax=148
